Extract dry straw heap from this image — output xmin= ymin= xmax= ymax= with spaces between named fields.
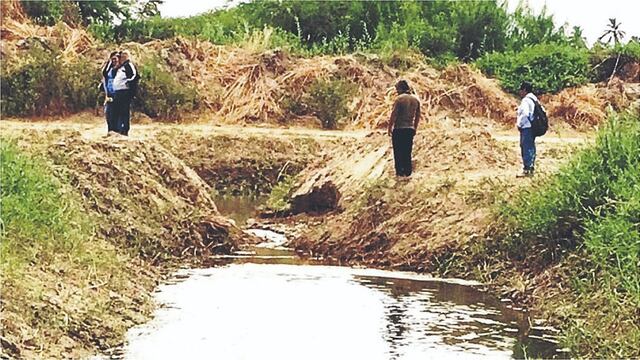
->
xmin=1 ymin=1 xmax=636 ymax=127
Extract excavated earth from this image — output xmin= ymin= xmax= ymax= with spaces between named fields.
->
xmin=284 ymin=118 xmax=590 ymax=307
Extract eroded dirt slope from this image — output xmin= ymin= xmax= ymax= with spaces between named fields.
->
xmin=288 ymin=120 xmax=588 ymax=274
xmin=0 ymin=125 xmax=256 ymax=359
xmin=6 ymin=127 xmax=252 ymax=259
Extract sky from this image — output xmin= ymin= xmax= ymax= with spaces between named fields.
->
xmin=158 ymin=0 xmax=640 ymax=46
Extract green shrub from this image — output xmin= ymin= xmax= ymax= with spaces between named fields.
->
xmin=0 ymin=139 xmax=92 ymax=274
xmin=499 ymin=109 xmax=639 ymax=295
xmin=496 ymin=109 xmax=640 ymax=358
xmin=134 ymin=58 xmax=199 ymax=120
xmin=305 ymin=78 xmax=357 ymax=129
xmin=265 ymin=175 xmax=297 ymax=212
xmin=0 ymin=47 xmax=98 ymax=117
xmin=476 ymin=43 xmax=590 ymax=94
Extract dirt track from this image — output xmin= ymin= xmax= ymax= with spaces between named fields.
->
xmin=1 ymin=117 xmax=590 ymax=195
xmin=0 ymin=117 xmax=589 ymax=144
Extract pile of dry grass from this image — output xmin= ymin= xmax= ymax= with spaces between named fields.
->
xmin=0 ymin=0 xmax=26 ymax=23
xmin=2 ymin=7 xmax=629 ymax=129
xmin=1 ymin=18 xmax=94 ymax=63
xmin=543 ymin=79 xmax=630 ymax=128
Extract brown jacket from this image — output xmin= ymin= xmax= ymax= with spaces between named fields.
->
xmin=390 ymin=93 xmax=421 ymax=130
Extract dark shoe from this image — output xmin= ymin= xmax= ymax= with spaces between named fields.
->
xmin=516 ymin=169 xmax=533 ymax=178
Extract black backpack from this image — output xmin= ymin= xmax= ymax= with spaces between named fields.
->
xmin=530 ymin=98 xmax=549 ymax=137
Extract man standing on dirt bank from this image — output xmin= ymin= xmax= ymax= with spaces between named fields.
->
xmin=388 ymin=80 xmax=421 ymax=177
xmin=516 ymin=81 xmax=538 ymax=177
xmin=101 ymin=51 xmax=119 ymax=133
xmin=112 ymin=50 xmax=139 ymax=136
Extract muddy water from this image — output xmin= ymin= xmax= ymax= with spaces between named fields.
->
xmin=117 ymin=197 xmax=565 ymax=359
xmin=213 ymin=194 xmax=267 ymax=226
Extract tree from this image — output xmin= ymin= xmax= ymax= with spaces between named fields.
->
xmin=599 ymin=18 xmax=626 ymax=45
xmin=20 ymin=0 xmax=162 ymax=27
xmin=569 ymin=26 xmax=587 ymax=48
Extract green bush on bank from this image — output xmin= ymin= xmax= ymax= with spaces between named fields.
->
xmin=305 ymin=78 xmax=358 ymax=129
xmin=497 ymin=109 xmax=639 ymax=357
xmin=0 ymin=47 xmax=98 ymax=117
xmin=475 ymin=43 xmax=590 ymax=94
xmin=134 ymin=57 xmax=199 ymax=120
xmin=500 ymin=109 xmax=639 ymax=295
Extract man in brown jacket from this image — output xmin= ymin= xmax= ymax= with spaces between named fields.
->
xmin=387 ymin=80 xmax=421 ymax=177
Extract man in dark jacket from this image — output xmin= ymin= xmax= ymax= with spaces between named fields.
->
xmin=112 ymin=50 xmax=139 ymax=136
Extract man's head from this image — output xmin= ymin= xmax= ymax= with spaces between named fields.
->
xmin=395 ymin=80 xmax=411 ymax=94
xmin=519 ymin=81 xmax=533 ymax=97
xmin=109 ymin=51 xmax=119 ymax=66
xmin=120 ymin=50 xmax=130 ymax=62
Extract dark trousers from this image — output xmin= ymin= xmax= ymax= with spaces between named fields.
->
xmin=392 ymin=128 xmax=415 ymax=176
xmin=105 ymin=101 xmax=117 ymax=132
xmin=113 ymin=90 xmax=132 ymax=136
xmin=519 ymin=127 xmax=536 ymax=171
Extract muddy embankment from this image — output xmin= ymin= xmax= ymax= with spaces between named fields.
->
xmin=0 ymin=127 xmax=262 ymax=359
xmin=0 ymin=123 xmax=344 ymax=359
xmin=153 ymin=127 xmax=331 ymax=196
xmin=282 ymin=119 xmax=586 ymax=305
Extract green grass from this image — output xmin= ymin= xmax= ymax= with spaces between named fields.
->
xmin=265 ymin=175 xmax=297 ymax=212
xmin=0 ymin=139 xmax=95 ymax=274
xmin=495 ymin=109 xmax=640 ymax=357
xmin=0 ymin=138 xmax=145 ymax=358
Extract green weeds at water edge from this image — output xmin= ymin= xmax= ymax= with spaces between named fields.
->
xmin=265 ymin=175 xmax=297 ymax=213
xmin=496 ymin=109 xmax=640 ymax=358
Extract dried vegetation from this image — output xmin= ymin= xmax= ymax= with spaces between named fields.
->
xmin=2 ymin=10 xmax=635 ymax=127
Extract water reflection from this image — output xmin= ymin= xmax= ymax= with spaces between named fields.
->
xmin=213 ymin=195 xmax=266 ymax=226
xmin=354 ymin=276 xmax=559 ymax=359
xmin=120 ymin=264 xmax=562 ymax=360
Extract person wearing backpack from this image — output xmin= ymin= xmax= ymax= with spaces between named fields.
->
xmin=516 ymin=81 xmax=547 ymax=177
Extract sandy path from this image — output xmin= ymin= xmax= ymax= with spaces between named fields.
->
xmin=1 ymin=119 xmax=589 ymax=145
xmin=0 ymin=120 xmax=370 ymax=141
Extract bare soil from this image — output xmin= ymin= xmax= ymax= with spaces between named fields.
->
xmin=283 ymin=117 xmax=590 ymax=309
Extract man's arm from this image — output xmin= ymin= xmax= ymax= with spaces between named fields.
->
xmin=413 ymin=101 xmax=421 ymax=131
xmin=123 ymin=62 xmax=137 ymax=84
xmin=516 ymin=98 xmax=533 ymax=128
xmin=388 ymin=101 xmax=398 ymax=136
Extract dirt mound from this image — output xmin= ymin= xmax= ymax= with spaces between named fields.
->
xmin=543 ymin=79 xmax=632 ymax=128
xmin=287 ymin=122 xmax=519 ymax=268
xmin=151 ymin=41 xmax=517 ymax=127
xmin=1 ymin=12 xmax=627 ymax=129
xmin=285 ymin=120 xmax=583 ymax=272
xmin=12 ymin=129 xmax=250 ymax=260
